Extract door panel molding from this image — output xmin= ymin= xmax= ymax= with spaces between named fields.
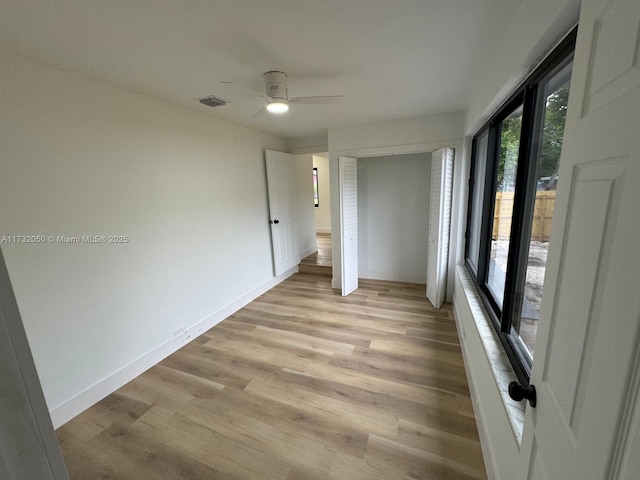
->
xmin=609 ymin=329 xmax=640 ymax=479
xmin=542 ymin=157 xmax=629 ymax=427
xmin=582 ymin=0 xmax=640 ymax=115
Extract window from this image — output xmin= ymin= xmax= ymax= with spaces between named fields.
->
xmin=488 ymin=103 xmax=523 ymax=309
xmin=465 ymin=29 xmax=576 ymax=383
xmin=466 ymin=131 xmax=488 ymax=276
xmin=313 ymin=167 xmax=319 ymax=207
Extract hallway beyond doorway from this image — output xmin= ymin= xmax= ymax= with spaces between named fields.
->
xmin=300 ymin=233 xmax=332 ymax=276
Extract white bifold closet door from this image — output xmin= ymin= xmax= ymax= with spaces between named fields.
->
xmin=426 ymin=147 xmax=454 ymax=308
xmin=339 ymin=156 xmax=358 ymax=296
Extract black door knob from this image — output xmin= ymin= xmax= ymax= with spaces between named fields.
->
xmin=508 ymin=381 xmax=537 ymax=407
xmin=273 ymin=219 xmax=280 ymax=224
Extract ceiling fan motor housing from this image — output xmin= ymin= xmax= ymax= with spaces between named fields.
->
xmin=264 ymin=71 xmax=289 ymax=103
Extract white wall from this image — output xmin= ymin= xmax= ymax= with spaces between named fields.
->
xmin=451 ymin=1 xmax=581 ymax=478
xmin=295 ymin=154 xmax=317 ymax=258
xmin=329 ymin=112 xmax=464 ymax=153
xmin=328 ymin=112 xmax=464 ymax=290
xmin=465 ymin=0 xmax=581 ymax=135
xmin=357 ymin=153 xmax=430 ymax=283
xmin=312 ymin=154 xmax=331 ymax=233
xmin=287 ymin=136 xmax=329 ymax=155
xmin=0 ymin=51 xmax=288 ymax=426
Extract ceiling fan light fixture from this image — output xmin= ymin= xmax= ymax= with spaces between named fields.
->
xmin=266 ymin=100 xmax=289 ymax=113
xmin=264 ymin=71 xmax=290 ymax=114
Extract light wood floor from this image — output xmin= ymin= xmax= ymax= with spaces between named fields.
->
xmin=300 ymin=233 xmax=332 ymax=267
xmin=56 ymin=273 xmax=486 ymax=480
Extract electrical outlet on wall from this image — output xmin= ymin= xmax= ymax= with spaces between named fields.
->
xmin=173 ymin=327 xmax=187 ymax=338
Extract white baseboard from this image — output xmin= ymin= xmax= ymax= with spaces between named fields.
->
xmin=49 ymin=267 xmax=298 ymax=428
xmin=315 ymin=228 xmax=332 ymax=234
xmin=300 ymin=244 xmax=318 ymax=259
xmin=358 ymin=270 xmax=425 ymax=284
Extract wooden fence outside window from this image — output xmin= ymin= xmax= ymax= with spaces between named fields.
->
xmin=493 ymin=190 xmax=556 ymax=242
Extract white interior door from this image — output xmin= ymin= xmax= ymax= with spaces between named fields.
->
xmin=519 ymin=1 xmax=640 ymax=478
xmin=265 ymin=149 xmax=300 ymax=276
xmin=0 ymin=249 xmax=69 ymax=479
xmin=339 ymin=156 xmax=358 ymax=296
xmin=427 ymin=147 xmax=454 ymax=308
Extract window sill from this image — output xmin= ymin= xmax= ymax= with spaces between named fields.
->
xmin=456 ymin=265 xmax=525 ymax=446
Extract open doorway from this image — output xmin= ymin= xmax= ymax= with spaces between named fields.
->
xmin=312 ymin=153 xmax=331 ymax=235
xmin=312 ymin=153 xmax=332 ymax=269
xmin=357 ymin=152 xmax=431 ymax=283
xmin=332 ymin=143 xmax=456 ymax=296
xmin=297 ymin=152 xmax=333 ymax=276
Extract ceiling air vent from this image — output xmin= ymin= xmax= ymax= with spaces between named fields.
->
xmin=198 ymin=95 xmax=229 ymax=108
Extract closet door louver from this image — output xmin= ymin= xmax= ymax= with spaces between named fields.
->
xmin=427 ymin=148 xmax=454 ymax=308
xmin=339 ymin=156 xmax=358 ymax=296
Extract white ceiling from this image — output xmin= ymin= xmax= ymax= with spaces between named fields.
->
xmin=0 ymin=0 xmax=517 ymax=140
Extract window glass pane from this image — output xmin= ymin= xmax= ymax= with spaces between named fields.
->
xmin=313 ymin=167 xmax=319 ymax=207
xmin=514 ymin=63 xmax=572 ymax=361
xmin=467 ymin=132 xmax=488 ymax=274
xmin=487 ymin=105 xmax=523 ymax=307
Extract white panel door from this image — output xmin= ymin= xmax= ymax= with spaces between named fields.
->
xmin=427 ymin=147 xmax=454 ymax=308
xmin=519 ymin=1 xmax=640 ymax=478
xmin=339 ymin=156 xmax=358 ymax=296
xmin=265 ymin=149 xmax=300 ymax=276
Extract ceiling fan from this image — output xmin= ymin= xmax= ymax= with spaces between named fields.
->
xmin=219 ymin=71 xmax=343 ymax=116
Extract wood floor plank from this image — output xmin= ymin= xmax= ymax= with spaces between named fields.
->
xmin=180 ymin=397 xmax=336 ymax=479
xmin=300 ymin=233 xmax=332 ymax=269
xmin=329 ymin=349 xmax=471 ymax=397
xmin=396 ymin=419 xmax=485 ymax=469
xmin=226 ymin=314 xmax=373 ymax=348
xmin=244 ymin=301 xmax=410 ymax=336
xmin=365 ymin=433 xmax=486 ymax=480
xmin=201 ymin=333 xmax=319 ymax=370
xmin=161 ymin=348 xmax=254 ymax=390
xmin=133 ymin=406 xmax=291 ymax=479
xmin=273 ymin=367 xmax=473 ymax=432
xmin=207 ymin=385 xmax=369 ymax=459
xmin=133 ymin=363 xmax=225 ymax=401
xmin=63 ymin=423 xmax=236 ymax=480
xmin=297 ymin=363 xmax=473 ymax=415
xmin=56 ymin=272 xmax=486 ymax=479
xmin=244 ymin=375 xmax=399 ymax=438
xmin=251 ymin=324 xmax=357 ymax=356
xmin=327 ymin=452 xmax=415 ymax=480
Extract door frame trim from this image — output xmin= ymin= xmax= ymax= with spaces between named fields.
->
xmin=329 ymin=140 xmax=462 ymax=290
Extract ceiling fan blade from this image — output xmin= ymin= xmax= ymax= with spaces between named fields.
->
xmin=289 ymin=95 xmax=344 ymax=105
xmin=250 ymin=106 xmax=267 ymax=118
xmin=218 ymin=81 xmax=266 ymax=98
